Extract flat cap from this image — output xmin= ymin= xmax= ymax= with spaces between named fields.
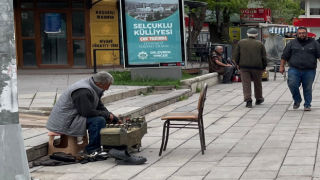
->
xmin=247 ymin=28 xmax=258 ymax=34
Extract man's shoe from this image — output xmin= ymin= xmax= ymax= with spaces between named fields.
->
xmin=304 ymin=106 xmax=311 ymax=111
xmin=246 ymin=101 xmax=253 ymax=108
xmin=256 ymin=99 xmax=264 ymax=105
xmin=293 ymin=101 xmax=301 ymax=109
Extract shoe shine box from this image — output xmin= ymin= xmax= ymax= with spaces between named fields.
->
xmin=100 ymin=116 xmax=147 ymax=151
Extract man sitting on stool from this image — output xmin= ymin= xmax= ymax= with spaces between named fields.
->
xmin=46 ymin=71 xmax=122 ymax=157
xmin=210 ymin=46 xmax=234 ymax=84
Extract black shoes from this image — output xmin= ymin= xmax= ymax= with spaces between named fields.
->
xmin=256 ymin=99 xmax=264 ymax=105
xmin=246 ymin=101 xmax=253 ymax=108
xmin=293 ymin=101 xmax=301 ymax=109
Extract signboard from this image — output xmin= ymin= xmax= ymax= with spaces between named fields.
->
xmin=90 ymin=1 xmax=120 ymax=66
xmin=120 ymin=0 xmax=186 ymax=68
xmin=240 ymin=8 xmax=271 ymax=22
xmin=44 ymin=13 xmax=61 ymax=33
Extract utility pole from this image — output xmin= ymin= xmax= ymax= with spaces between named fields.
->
xmin=0 ymin=0 xmax=31 ymax=180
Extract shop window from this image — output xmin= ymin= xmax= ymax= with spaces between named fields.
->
xmin=310 ymin=0 xmax=320 ymax=15
xmin=72 ymin=1 xmax=84 ymax=8
xmin=21 ymin=11 xmax=35 ymax=37
xmin=22 ymin=40 xmax=37 ymax=66
xmin=73 ymin=40 xmax=86 ymax=66
xmin=21 ymin=2 xmax=33 ymax=9
xmin=72 ymin=11 xmax=85 ymax=37
xmin=37 ymin=2 xmax=69 ymax=9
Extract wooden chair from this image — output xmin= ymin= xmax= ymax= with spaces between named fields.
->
xmin=159 ymin=83 xmax=208 ymax=156
xmin=47 ymin=132 xmax=88 ymax=156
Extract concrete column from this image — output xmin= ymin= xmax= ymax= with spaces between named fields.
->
xmin=0 ymin=0 xmax=31 ymax=180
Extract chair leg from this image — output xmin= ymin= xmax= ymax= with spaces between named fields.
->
xmin=163 ymin=120 xmax=170 ymax=151
xmin=198 ymin=121 xmax=205 ymax=155
xmin=200 ymin=118 xmax=206 ymax=150
xmin=159 ymin=120 xmax=168 ymax=156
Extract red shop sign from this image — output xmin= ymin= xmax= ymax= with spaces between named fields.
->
xmin=240 ymin=8 xmax=271 ymax=22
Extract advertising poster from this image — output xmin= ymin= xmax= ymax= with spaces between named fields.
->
xmin=122 ymin=0 xmax=185 ymax=67
xmin=90 ymin=0 xmax=120 ymax=66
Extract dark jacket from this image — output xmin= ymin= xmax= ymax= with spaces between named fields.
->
xmin=281 ymin=38 xmax=320 ymax=70
xmin=209 ymin=51 xmax=226 ymax=73
xmin=234 ymin=37 xmax=267 ymax=70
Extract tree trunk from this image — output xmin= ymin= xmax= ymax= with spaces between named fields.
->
xmin=221 ymin=8 xmax=231 ymax=43
xmin=216 ymin=4 xmax=221 ymax=33
xmin=187 ymin=5 xmax=208 ymax=45
xmin=209 ymin=23 xmax=224 ymax=43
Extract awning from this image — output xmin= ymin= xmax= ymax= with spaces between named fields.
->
xmin=269 ymin=27 xmax=299 ymax=35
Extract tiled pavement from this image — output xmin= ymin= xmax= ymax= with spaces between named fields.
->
xmin=29 ymin=69 xmax=320 ymax=180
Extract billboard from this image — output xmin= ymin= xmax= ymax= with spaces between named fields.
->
xmin=120 ymin=0 xmax=186 ymax=68
xmin=240 ymin=8 xmax=271 ymax=22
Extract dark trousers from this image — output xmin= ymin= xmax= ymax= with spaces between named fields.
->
xmin=85 ymin=116 xmax=106 ymax=154
xmin=223 ymin=66 xmax=234 ymax=83
xmin=241 ymin=69 xmax=264 ymax=102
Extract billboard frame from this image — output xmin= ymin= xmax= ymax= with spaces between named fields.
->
xmin=119 ymin=0 xmax=186 ymax=68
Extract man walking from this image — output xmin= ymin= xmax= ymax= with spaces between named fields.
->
xmin=235 ymin=28 xmax=267 ymax=108
xmin=279 ymin=27 xmax=320 ymax=111
xmin=210 ymin=46 xmax=234 ymax=84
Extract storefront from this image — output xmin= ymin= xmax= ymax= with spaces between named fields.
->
xmin=14 ymin=0 xmax=122 ymax=69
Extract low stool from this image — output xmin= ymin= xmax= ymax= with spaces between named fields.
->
xmin=47 ymin=132 xmax=88 ymax=156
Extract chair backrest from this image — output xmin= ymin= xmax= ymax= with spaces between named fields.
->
xmin=197 ymin=83 xmax=208 ymax=112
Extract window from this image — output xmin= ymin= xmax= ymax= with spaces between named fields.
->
xmin=300 ymin=0 xmax=305 ymax=15
xmin=310 ymin=0 xmax=320 ymax=15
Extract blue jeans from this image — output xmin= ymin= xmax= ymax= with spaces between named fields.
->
xmin=85 ymin=116 xmax=106 ymax=154
xmin=287 ymin=68 xmax=316 ymax=107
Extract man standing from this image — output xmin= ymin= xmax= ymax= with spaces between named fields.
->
xmin=210 ymin=46 xmax=234 ymax=84
xmin=46 ymin=71 xmax=122 ymax=157
xmin=279 ymin=27 xmax=320 ymax=111
xmin=235 ymin=28 xmax=267 ymax=108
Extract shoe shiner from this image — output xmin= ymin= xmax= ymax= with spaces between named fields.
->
xmin=46 ymin=71 xmax=123 ymax=160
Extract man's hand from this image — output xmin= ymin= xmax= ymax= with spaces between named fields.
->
xmin=263 ymin=69 xmax=266 ymax=73
xmin=279 ymin=66 xmax=285 ymax=74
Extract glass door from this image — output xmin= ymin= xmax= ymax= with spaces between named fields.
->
xmin=38 ymin=11 xmax=71 ymax=66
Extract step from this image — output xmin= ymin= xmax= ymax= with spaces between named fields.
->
xmin=22 ymin=89 xmax=192 ymax=164
xmin=18 ymin=86 xmax=151 ymax=115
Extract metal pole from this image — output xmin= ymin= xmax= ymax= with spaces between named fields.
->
xmin=93 ymin=49 xmax=97 ymax=73
xmin=0 ymin=1 xmax=31 ymax=180
xmin=188 ymin=13 xmax=191 ymax=62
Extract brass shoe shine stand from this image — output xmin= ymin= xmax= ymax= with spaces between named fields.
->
xmin=100 ymin=116 xmax=147 ymax=151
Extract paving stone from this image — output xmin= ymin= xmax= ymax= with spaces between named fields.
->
xmin=290 ymin=143 xmax=317 ymax=150
xmin=205 ymin=167 xmax=246 ymax=179
xmin=248 ymin=149 xmax=286 ymax=171
xmin=19 ymin=94 xmax=35 ymax=99
xmin=283 ymin=157 xmax=315 ymax=165
xmin=174 ymin=162 xmax=216 ymax=176
xmin=278 ymin=166 xmax=313 ymax=177
xmin=218 ymin=157 xmax=253 ymax=167
xmin=287 ymin=149 xmax=316 ymax=157
xmin=241 ymin=170 xmax=278 ymax=179
xmin=167 ymin=176 xmax=204 ymax=180
xmin=93 ymin=166 xmax=145 ymax=180
xmin=131 ymin=166 xmax=180 ymax=180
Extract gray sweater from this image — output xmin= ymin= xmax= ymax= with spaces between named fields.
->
xmin=281 ymin=38 xmax=320 ymax=70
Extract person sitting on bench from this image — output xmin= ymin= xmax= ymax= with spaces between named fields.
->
xmin=209 ymin=46 xmax=234 ymax=84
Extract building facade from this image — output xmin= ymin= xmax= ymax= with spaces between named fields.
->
xmin=294 ymin=0 xmax=320 ymax=37
xmin=14 ymin=0 xmax=122 ymax=69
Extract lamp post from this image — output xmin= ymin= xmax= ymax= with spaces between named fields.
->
xmin=0 ymin=0 xmax=31 ymax=179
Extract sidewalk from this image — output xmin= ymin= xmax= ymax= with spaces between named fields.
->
xmin=27 ymin=67 xmax=320 ymax=180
